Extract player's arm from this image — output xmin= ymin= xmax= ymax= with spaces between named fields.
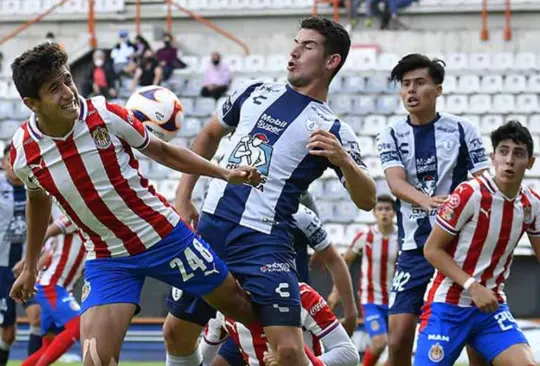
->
xmin=318 ymin=326 xmax=360 ymax=366
xmin=463 ymin=121 xmax=490 ymax=178
xmin=528 ymin=236 xmax=540 ymax=262
xmin=424 ymin=184 xmax=499 ymax=312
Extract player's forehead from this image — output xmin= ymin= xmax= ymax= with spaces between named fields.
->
xmin=401 ymin=68 xmax=432 ymax=83
xmin=41 ymin=66 xmax=71 ymax=88
xmin=375 ymin=201 xmax=393 ymax=210
xmin=294 ymin=28 xmax=325 ymax=46
xmin=496 ymin=139 xmax=527 ymax=151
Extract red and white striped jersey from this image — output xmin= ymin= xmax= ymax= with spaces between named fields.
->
xmin=224 ymin=283 xmax=340 ymax=365
xmin=9 ymin=96 xmax=179 ymax=260
xmin=350 ymin=226 xmax=399 ymax=305
xmin=426 ymin=172 xmax=540 ymax=307
xmin=38 ymin=216 xmax=85 ymax=292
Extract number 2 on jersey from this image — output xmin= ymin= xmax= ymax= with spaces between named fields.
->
xmin=169 ymin=237 xmax=215 ymax=282
xmin=392 ymin=271 xmax=411 ymax=292
xmin=494 ymin=311 xmax=516 ymax=331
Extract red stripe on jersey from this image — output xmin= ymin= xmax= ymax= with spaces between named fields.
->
xmin=365 ymin=230 xmax=375 ymax=304
xmin=350 ymin=231 xmax=364 ymax=249
xmin=445 ymin=184 xmax=492 ymax=304
xmin=8 ymin=141 xmax=17 ymax=168
xmin=20 ymin=125 xmax=110 ymax=257
xmin=380 ymin=237 xmax=389 ymax=305
xmin=87 ymin=101 xmax=174 ymax=240
xmin=246 ymin=321 xmax=266 ymax=365
xmin=63 ymin=236 xmax=86 ymax=289
xmin=50 ymin=234 xmax=73 ymax=286
xmin=311 ymin=334 xmax=322 ymax=357
xmin=480 ymin=199 xmax=513 ymax=286
xmin=55 ymin=135 xmax=146 ymax=256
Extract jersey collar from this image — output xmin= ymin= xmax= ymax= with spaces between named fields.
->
xmin=480 ymin=171 xmax=523 ymax=200
xmin=406 ymin=112 xmax=441 ymax=128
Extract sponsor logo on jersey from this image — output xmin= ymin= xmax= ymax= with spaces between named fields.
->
xmin=309 ymin=297 xmax=327 ymax=316
xmin=428 ymin=343 xmax=445 ymax=363
xmin=228 ymin=134 xmax=272 ymax=191
xmin=256 ymin=113 xmax=288 ymax=135
xmin=447 ymin=193 xmax=461 ymax=209
xmin=92 ymin=127 xmax=112 ymax=150
xmin=416 ymin=156 xmax=437 ymax=174
xmin=260 ymin=262 xmax=291 ymax=273
xmin=428 ymin=334 xmax=450 ymax=342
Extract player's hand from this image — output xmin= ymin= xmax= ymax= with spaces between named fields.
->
xmin=309 ymin=252 xmax=327 ymax=274
xmin=175 ymin=198 xmax=200 ymax=228
xmin=12 ymin=259 xmax=24 ymax=278
xmin=470 ymin=282 xmax=499 ymax=313
xmin=420 ymin=195 xmax=447 ymax=212
xmin=326 ymin=289 xmax=340 ymax=310
xmin=226 ymin=166 xmax=262 ymax=186
xmin=341 ymin=314 xmax=357 ymax=336
xmin=263 ymin=345 xmax=278 ymax=366
xmin=10 ymin=268 xmax=37 ymax=304
xmin=308 ymin=129 xmax=350 ymax=167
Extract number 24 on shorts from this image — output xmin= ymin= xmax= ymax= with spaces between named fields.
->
xmin=169 ymin=237 xmax=216 ymax=282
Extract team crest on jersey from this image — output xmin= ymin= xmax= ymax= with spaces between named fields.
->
xmin=81 ymin=280 xmax=91 ymax=303
xmin=442 ymin=140 xmax=454 ymax=151
xmin=370 ymin=320 xmax=380 ymax=331
xmin=440 ymin=206 xmax=454 ymax=221
xmin=92 ymin=127 xmax=111 ymax=149
xmin=523 ymin=205 xmax=533 ymax=224
xmin=447 ymin=193 xmax=461 ymax=209
xmin=306 ymin=118 xmax=319 ymax=131
xmin=428 ymin=343 xmax=445 ymax=363
xmin=127 ymin=110 xmax=135 ymax=125
xmin=228 ymin=134 xmax=272 ymax=189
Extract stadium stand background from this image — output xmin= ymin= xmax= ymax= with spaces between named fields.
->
xmin=1 ymin=0 xmax=540 ymax=361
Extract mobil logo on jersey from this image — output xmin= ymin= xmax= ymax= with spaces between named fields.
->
xmin=228 ymin=133 xmax=273 ymax=191
xmin=256 ymin=113 xmax=288 ymax=135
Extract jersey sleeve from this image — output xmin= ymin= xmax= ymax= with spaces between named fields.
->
xmin=300 ymin=284 xmax=340 ymax=339
xmin=292 ymin=204 xmax=331 ymax=252
xmin=377 ymin=125 xmax=404 ymax=171
xmin=349 ymin=230 xmax=367 ymax=255
xmin=328 ymin=121 xmax=369 ymax=184
xmin=216 ymin=81 xmax=262 ymax=129
xmin=435 ymin=182 xmax=477 ymax=235
xmin=461 ymin=121 xmax=489 ymax=174
xmin=54 ymin=216 xmax=77 ymax=235
xmin=526 ymin=188 xmax=540 ymax=237
xmin=9 ymin=136 xmax=40 ymax=191
xmin=104 ymin=101 xmax=150 ymax=150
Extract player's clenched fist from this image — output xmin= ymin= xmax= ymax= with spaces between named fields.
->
xmin=469 ymin=282 xmax=499 ymax=313
xmin=10 ymin=268 xmax=37 ymax=303
xmin=308 ymin=129 xmax=350 ymax=167
xmin=226 ymin=166 xmax=262 ymax=186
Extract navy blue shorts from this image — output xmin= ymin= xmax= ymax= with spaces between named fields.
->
xmin=81 ymin=221 xmax=228 ymax=315
xmin=167 ymin=213 xmax=301 ymax=328
xmin=0 ymin=266 xmax=37 ymax=327
xmin=389 ymin=249 xmax=434 ymax=316
xmin=218 ymin=337 xmax=246 ymax=366
xmin=415 ymin=303 xmax=529 ymax=365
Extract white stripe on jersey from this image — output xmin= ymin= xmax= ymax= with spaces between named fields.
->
xmin=350 ymin=226 xmax=399 ymax=305
xmin=377 ymin=113 xmax=489 ymax=250
xmin=10 ymin=96 xmax=179 ymax=259
xmin=203 ymin=82 xmax=367 ymax=234
xmin=425 ymin=173 xmax=540 ymax=307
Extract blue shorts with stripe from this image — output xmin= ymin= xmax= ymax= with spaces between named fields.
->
xmin=35 ymin=284 xmax=80 ymax=334
xmin=167 ymin=213 xmax=301 ymax=328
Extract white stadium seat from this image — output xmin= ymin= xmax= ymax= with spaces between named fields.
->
xmin=445 ymin=95 xmax=468 ymax=114
xmin=266 ymin=54 xmax=288 ymax=72
xmin=158 ymin=180 xmax=178 ymax=201
xmin=308 ymin=179 xmax=325 ymax=198
xmin=351 ymin=95 xmax=376 ymax=115
xmin=376 ymin=53 xmax=401 ymax=71
xmin=492 ymin=52 xmax=514 ymax=71
xmin=357 ymin=136 xmax=375 ymax=157
xmin=325 ymin=179 xmax=348 ymax=200
xmin=468 ymin=53 xmax=492 ymax=70
xmin=317 ymin=201 xmax=335 ymax=222
xmin=335 ymin=201 xmax=360 ymax=223
xmin=344 ymin=224 xmax=366 ymax=244
xmin=223 ymin=55 xmax=244 ymax=72
xmin=527 ymin=74 xmax=540 ymax=93
xmin=516 ymin=94 xmax=539 ymax=114
xmin=446 ymin=53 xmax=469 ymax=71
xmin=342 ymin=75 xmax=365 ymax=93
xmin=243 ymin=54 xmax=265 ymax=72
xmin=347 ymin=116 xmax=363 ymax=135
xmin=363 ymin=115 xmax=387 ymax=136
xmin=1 ymin=0 xmax=21 ymax=15
xmin=329 ymin=95 xmax=352 ymax=115
xmin=528 ymin=115 xmax=540 ymax=134
xmin=324 ymin=224 xmax=346 ymax=244
xmin=504 ymin=74 xmax=527 ymax=93
xmin=468 ymin=94 xmax=492 ymax=114
xmin=457 ymin=75 xmax=480 ymax=94
xmin=515 ymin=52 xmax=537 ymax=70
xmin=178 ymin=117 xmax=202 ymax=137
xmin=491 ymin=94 xmax=515 ymax=114
xmin=506 ymin=114 xmax=528 ymax=126
xmin=462 ymin=115 xmax=481 ymax=130
xmin=480 ymin=115 xmax=504 ymax=131
xmin=480 ymin=75 xmax=503 ymax=94
xmin=443 ymin=75 xmax=458 ymax=94
xmin=0 ymin=121 xmax=20 ymax=140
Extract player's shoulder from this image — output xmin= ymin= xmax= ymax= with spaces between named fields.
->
xmin=523 ymin=184 xmax=540 ymax=203
xmin=9 ymin=122 xmax=32 ymax=168
xmin=438 ymin=113 xmax=477 ymax=131
xmin=450 ymin=177 xmax=484 ymax=206
xmin=383 ymin=116 xmax=409 ymax=135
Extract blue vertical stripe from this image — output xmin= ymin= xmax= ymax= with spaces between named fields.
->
xmin=214 ymin=88 xmax=313 ymax=225
xmin=451 ymin=122 xmax=473 ymax=191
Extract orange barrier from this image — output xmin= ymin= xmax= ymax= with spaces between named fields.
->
xmin=312 ymin=0 xmax=340 ymax=22
xmin=0 ymin=0 xmax=72 ymax=47
xmin=170 ymin=1 xmax=250 ymax=56
xmin=480 ymin=0 xmax=489 ymax=41
xmin=504 ymin=0 xmax=512 ymax=41
xmin=167 ymin=0 xmax=173 ymax=34
xmin=88 ymin=0 xmax=97 ymax=48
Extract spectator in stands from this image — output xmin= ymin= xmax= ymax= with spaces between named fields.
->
xmin=345 ymin=0 xmax=363 ymax=31
xmin=85 ymin=49 xmax=117 ymax=99
xmin=131 ymin=49 xmax=163 ymax=91
xmin=110 ymin=30 xmax=136 ymax=77
xmin=200 ymin=52 xmax=231 ymax=100
xmin=156 ymin=33 xmax=186 ymax=82
xmin=45 ymin=32 xmax=56 ymax=44
xmin=381 ymin=0 xmax=417 ymax=29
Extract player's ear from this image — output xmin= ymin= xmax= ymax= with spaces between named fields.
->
xmin=490 ymin=151 xmax=495 ymax=162
xmin=435 ymin=84 xmax=443 ymax=97
xmin=326 ymin=53 xmax=341 ymax=73
xmin=527 ymin=156 xmax=535 ymax=170
xmin=23 ymin=97 xmax=38 ymax=113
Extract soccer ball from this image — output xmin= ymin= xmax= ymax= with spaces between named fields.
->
xmin=125 ymin=85 xmax=184 ymax=142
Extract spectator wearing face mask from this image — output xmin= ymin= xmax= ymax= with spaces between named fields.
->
xmin=85 ymin=49 xmax=118 ymax=99
xmin=200 ymin=52 xmax=231 ymax=100
xmin=156 ymin=33 xmax=187 ymax=82
xmin=132 ymin=49 xmax=163 ymax=91
xmin=110 ymin=30 xmax=136 ymax=77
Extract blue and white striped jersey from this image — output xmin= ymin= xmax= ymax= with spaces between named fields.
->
xmin=0 ymin=174 xmax=27 ymax=268
xmin=377 ymin=113 xmax=489 ymax=251
xmin=202 ymin=82 xmax=367 ymax=235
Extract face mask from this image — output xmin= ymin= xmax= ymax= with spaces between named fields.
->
xmin=94 ymin=59 xmax=104 ymax=67
xmin=212 ymin=59 xmax=220 ymax=66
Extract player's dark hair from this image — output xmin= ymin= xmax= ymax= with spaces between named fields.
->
xmin=490 ymin=120 xmax=534 ymax=157
xmin=11 ymin=42 xmax=68 ymax=100
xmin=390 ymin=53 xmax=446 ymax=85
xmin=2 ymin=144 xmax=9 ymax=156
xmin=376 ymin=194 xmax=396 ymax=211
xmin=300 ymin=16 xmax=350 ymax=78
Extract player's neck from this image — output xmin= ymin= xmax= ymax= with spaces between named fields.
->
xmin=378 ymin=223 xmax=394 ymax=236
xmin=290 ymin=81 xmax=328 ymax=103
xmin=36 ymin=114 xmax=76 ymax=138
xmin=493 ymin=176 xmax=522 ymax=199
xmin=408 ymin=109 xmax=438 ymax=126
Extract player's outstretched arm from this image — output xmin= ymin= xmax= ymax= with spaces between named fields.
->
xmin=10 ymin=188 xmax=52 ymax=303
xmin=528 ymin=236 xmax=540 ymax=263
xmin=326 ymin=249 xmax=358 ymax=311
xmin=385 ymin=166 xmax=446 ymax=211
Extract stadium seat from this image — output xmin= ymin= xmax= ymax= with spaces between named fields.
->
xmin=492 ymin=52 xmax=515 ymax=71
xmin=0 ymin=100 xmax=13 ymax=120
xmin=308 ymin=179 xmax=325 ymax=198
xmin=468 ymin=53 xmax=492 ymax=70
xmin=480 ymin=74 xmax=503 ymax=94
xmin=357 ymin=136 xmax=375 ymax=156
xmin=445 ymin=95 xmax=468 ymax=114
xmin=329 ymin=95 xmax=352 ymax=115
xmin=461 ymin=115 xmax=481 ymax=130
xmin=192 ymin=97 xmax=216 ymax=117
xmin=457 ymin=75 xmax=480 ymax=94
xmin=356 ymin=209 xmax=374 ymax=224
xmin=480 ymin=115 xmax=504 ymax=131
xmin=506 ymin=114 xmax=528 ymax=126
xmin=491 ymin=94 xmax=515 ymax=114
xmin=435 ymin=95 xmax=446 ymax=112
xmin=317 ymin=201 xmax=335 ymax=222
xmin=468 ymin=94 xmax=492 ymax=114
xmin=376 ymin=95 xmax=400 ymax=115
xmin=0 ymin=121 xmax=20 ymax=140
xmin=335 ymin=201 xmax=359 ymax=223
xmin=347 ymin=116 xmax=363 ymax=135
xmin=446 ymin=53 xmax=469 ymax=71
xmin=181 ymin=79 xmax=203 ymax=98
xmin=13 ymin=102 xmax=30 ymax=120
xmin=366 ymin=76 xmax=390 ymax=93
xmin=351 ymin=95 xmax=376 ymax=115
xmin=176 ymin=55 xmax=199 ymax=75
xmin=178 ymin=117 xmax=202 ymax=138
xmin=19 ymin=0 xmax=42 ymax=14
xmin=344 ymin=224 xmax=366 ymax=244
xmin=0 ymin=140 xmax=5 ymax=158
xmin=363 ymin=115 xmax=387 ymax=136
xmin=329 ymin=76 xmax=343 ymax=94
xmin=387 ymin=115 xmax=406 ymax=126
xmin=244 ymin=54 xmax=265 ymax=72
xmin=504 ymin=74 xmax=527 ymax=93
xmin=58 ymin=0 xmax=84 ymax=14
xmin=266 ymin=54 xmax=287 ymax=72
xmin=443 ymin=75 xmax=458 ymax=94
xmin=1 ymin=0 xmax=21 ymax=15
xmin=515 ymin=52 xmax=537 ymax=70
xmin=169 ymin=137 xmax=189 ymax=149
xmin=528 ymin=115 xmax=540 ymax=134
xmin=516 ymin=94 xmax=539 ymax=113
xmin=482 ymin=135 xmax=492 ymax=153
xmin=325 ymin=179 xmax=348 ymax=200
xmin=224 ymin=55 xmax=244 ymax=72
xmin=158 ymin=180 xmax=178 ymax=201
xmin=364 ymin=157 xmax=383 ymax=178
xmin=345 ymin=49 xmax=377 ymax=71
xmin=526 ymin=74 xmax=540 ymax=93
xmin=342 ymin=75 xmax=365 ymax=93
xmin=324 ymin=224 xmax=346 ymax=244
xmin=529 ymin=160 xmax=540 ymax=177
